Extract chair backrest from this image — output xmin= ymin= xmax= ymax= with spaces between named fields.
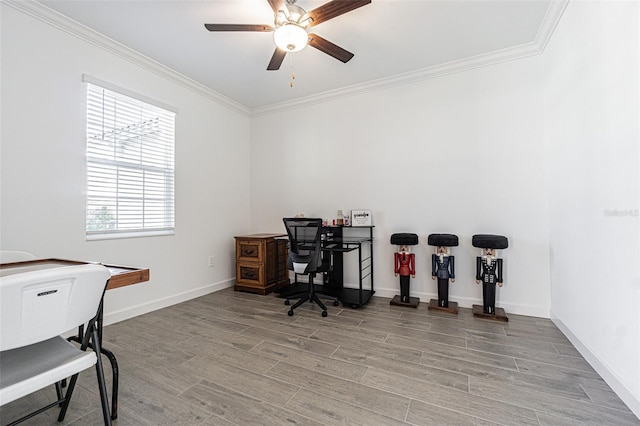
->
xmin=0 ymin=264 xmax=110 ymax=351
xmin=283 ymin=218 xmax=323 ymax=274
xmin=0 ymin=251 xmax=36 ymax=264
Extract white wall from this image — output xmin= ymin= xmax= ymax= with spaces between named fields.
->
xmin=0 ymin=4 xmax=252 ymax=323
xmin=544 ymin=0 xmax=640 ymax=416
xmin=3 ymin=0 xmax=638 ymax=418
xmin=251 ymin=57 xmax=551 ymax=317
xmin=251 ymin=3 xmax=640 ymax=415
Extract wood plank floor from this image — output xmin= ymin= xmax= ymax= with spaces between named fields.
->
xmin=2 ymin=287 xmax=638 ymax=425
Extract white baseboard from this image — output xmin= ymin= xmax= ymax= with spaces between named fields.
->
xmin=359 ymin=284 xmax=550 ymax=318
xmin=102 ymin=279 xmax=235 ymax=326
xmin=551 ymin=311 xmax=640 ymax=419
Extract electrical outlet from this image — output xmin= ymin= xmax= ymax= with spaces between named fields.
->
xmin=208 ymin=255 xmax=215 ymax=267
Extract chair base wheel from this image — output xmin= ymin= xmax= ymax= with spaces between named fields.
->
xmin=288 ymin=309 xmax=294 ymax=316
xmin=333 ymin=300 xmax=340 ymax=306
xmin=284 ymin=299 xmax=290 ymax=306
xmin=322 ymin=311 xmax=328 ymax=317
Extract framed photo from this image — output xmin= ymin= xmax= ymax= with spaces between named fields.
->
xmin=351 ymin=210 xmax=372 ymax=227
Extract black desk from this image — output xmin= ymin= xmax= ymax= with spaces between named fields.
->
xmin=278 ymin=226 xmax=375 ymax=308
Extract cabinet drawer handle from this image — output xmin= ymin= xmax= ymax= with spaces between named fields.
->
xmin=242 ymin=248 xmax=256 ymax=256
xmin=242 ymin=270 xmax=256 ymax=278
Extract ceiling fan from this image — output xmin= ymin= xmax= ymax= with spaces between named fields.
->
xmin=204 ymin=0 xmax=371 ymax=71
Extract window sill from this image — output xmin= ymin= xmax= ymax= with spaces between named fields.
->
xmin=86 ymin=230 xmax=175 ymax=241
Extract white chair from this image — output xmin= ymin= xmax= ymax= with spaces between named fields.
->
xmin=0 ymin=264 xmax=112 ymax=425
xmin=0 ymin=250 xmax=36 ymax=263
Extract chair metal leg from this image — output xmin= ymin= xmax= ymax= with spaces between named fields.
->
xmin=57 ymin=372 xmax=81 ymax=421
xmin=310 ymin=292 xmax=328 ymax=311
xmin=288 ymin=293 xmax=309 ymax=315
xmin=287 ymin=273 xmax=330 ymax=317
xmin=310 ymin=291 xmax=328 ymax=317
xmin=290 ymin=294 xmax=310 ymax=310
xmin=55 ymin=381 xmax=64 ymax=406
xmin=8 ymin=399 xmax=65 ymax=426
xmin=59 ymin=325 xmax=112 ymax=425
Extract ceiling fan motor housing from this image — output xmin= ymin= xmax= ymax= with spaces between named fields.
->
xmin=275 ymin=4 xmax=311 ymax=28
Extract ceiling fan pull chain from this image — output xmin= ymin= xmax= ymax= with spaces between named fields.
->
xmin=289 ymin=54 xmax=295 ymax=88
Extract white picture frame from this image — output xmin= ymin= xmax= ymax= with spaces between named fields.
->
xmin=351 ymin=210 xmax=372 ymax=227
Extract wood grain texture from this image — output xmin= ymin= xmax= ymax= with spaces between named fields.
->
xmin=2 ymin=288 xmax=637 ymax=425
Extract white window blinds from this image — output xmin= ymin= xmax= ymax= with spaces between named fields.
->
xmin=86 ymin=80 xmax=175 ymax=238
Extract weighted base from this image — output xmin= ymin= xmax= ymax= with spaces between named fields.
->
xmin=428 ymin=299 xmax=458 ymax=314
xmin=390 ymin=295 xmax=420 ymax=308
xmin=472 ymin=304 xmax=508 ymax=322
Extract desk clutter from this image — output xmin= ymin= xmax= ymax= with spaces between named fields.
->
xmin=390 ymin=232 xmax=509 ymax=321
xmin=303 ymin=209 xmax=373 ymax=228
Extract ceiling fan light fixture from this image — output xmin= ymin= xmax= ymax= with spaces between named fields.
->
xmin=274 ymin=24 xmax=308 ymax=52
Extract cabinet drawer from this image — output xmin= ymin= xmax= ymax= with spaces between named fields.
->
xmin=236 ymin=263 xmax=263 ymax=286
xmin=237 ymin=240 xmax=263 ymax=263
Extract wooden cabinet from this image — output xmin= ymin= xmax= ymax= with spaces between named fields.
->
xmin=234 ymin=233 xmax=289 ymax=294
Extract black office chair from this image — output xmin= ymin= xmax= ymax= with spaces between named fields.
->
xmin=282 ymin=217 xmax=335 ymax=317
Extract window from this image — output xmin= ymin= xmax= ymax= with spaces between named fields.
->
xmin=85 ymin=76 xmax=176 ymax=239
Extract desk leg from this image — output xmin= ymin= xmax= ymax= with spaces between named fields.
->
xmin=101 ymin=346 xmax=119 ymax=420
xmin=96 ymin=300 xmax=119 ymax=420
xmin=70 ymin=341 xmax=117 ymax=420
xmin=69 ymin=302 xmax=119 ymax=420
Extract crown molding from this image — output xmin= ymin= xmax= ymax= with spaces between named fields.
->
xmin=252 ymin=0 xmax=570 ymax=117
xmin=3 ymin=0 xmax=251 ymax=117
xmin=5 ymin=0 xmax=569 ymax=118
xmin=534 ymin=0 xmax=570 ymax=51
xmin=252 ymin=41 xmax=543 ymax=117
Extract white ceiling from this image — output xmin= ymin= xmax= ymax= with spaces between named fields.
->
xmin=36 ymin=0 xmax=559 ymax=111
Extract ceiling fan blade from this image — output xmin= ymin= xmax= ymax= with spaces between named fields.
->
xmin=267 ymin=48 xmax=287 ymax=70
xmin=266 ymin=0 xmax=284 ymax=13
xmin=204 ymin=23 xmax=274 ymax=32
xmin=307 ymin=0 xmax=371 ymax=27
xmin=308 ymin=33 xmax=354 ymax=63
